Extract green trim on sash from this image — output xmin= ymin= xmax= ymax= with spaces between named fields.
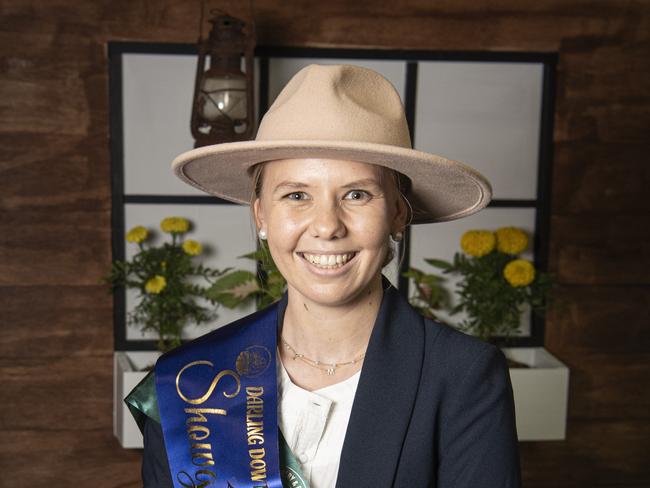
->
xmin=125 ymin=371 xmax=160 ymax=432
xmin=125 ymin=371 xmax=311 ymax=488
xmin=279 ymin=431 xmax=310 ymax=488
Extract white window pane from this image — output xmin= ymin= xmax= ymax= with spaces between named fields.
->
xmin=415 ymin=61 xmax=543 ymax=200
xmin=122 ymin=54 xmax=261 ymax=196
xmin=123 ymin=203 xmax=257 ymax=340
xmin=409 ymin=208 xmax=537 ymax=336
xmin=268 ymin=58 xmax=406 ymax=106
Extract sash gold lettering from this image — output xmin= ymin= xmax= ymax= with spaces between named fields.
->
xmin=176 ymin=361 xmax=241 ymax=404
xmin=173 ymin=360 xmax=243 ymax=486
xmin=246 ymin=386 xmax=267 ymax=481
xmin=177 ymin=468 xmax=218 ymax=488
xmin=284 ymin=469 xmax=301 ymax=488
xmin=187 ymin=424 xmax=210 ymax=441
xmin=185 ymin=408 xmax=227 ymax=424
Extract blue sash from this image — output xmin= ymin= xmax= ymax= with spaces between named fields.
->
xmin=155 ymin=304 xmax=282 ymax=488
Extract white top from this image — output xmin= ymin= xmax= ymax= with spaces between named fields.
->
xmin=277 ymin=357 xmax=361 ymax=488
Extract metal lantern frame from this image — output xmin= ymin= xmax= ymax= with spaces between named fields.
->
xmin=190 ymin=11 xmax=256 ymax=147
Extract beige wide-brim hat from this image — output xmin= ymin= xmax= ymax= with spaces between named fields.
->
xmin=173 ymin=64 xmax=492 ymax=224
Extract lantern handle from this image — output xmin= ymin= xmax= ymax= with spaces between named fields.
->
xmin=198 ymin=0 xmax=256 ymax=42
xmin=197 ymin=0 xmax=228 ymax=42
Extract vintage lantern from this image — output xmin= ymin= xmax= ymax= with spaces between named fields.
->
xmin=191 ymin=11 xmax=255 ymax=147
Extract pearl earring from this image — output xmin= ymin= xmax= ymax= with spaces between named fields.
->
xmin=392 ymin=231 xmax=403 ymax=242
xmin=258 ymin=229 xmax=267 ymax=240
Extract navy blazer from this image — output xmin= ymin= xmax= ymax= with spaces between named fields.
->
xmin=141 ymin=281 xmax=522 ymax=487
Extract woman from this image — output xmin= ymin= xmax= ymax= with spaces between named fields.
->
xmin=127 ymin=64 xmax=521 ymax=488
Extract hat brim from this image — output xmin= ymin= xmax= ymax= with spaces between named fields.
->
xmin=172 ymin=140 xmax=492 ymax=224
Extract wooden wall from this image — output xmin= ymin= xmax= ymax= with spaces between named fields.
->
xmin=1 ymin=1 xmax=648 ymax=486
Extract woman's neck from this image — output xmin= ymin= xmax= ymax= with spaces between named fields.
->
xmin=280 ymin=276 xmax=384 ymax=364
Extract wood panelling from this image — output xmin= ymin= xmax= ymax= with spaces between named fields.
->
xmin=0 ymin=133 xmax=110 ymax=211
xmin=549 ymin=215 xmax=650 ymax=285
xmin=551 ymin=143 xmax=650 ymax=215
xmin=0 ymin=209 xmax=110 ymax=286
xmin=556 ymin=245 xmax=650 ymax=285
xmin=0 ymin=0 xmax=648 ymax=486
xmin=545 ymin=285 xmax=650 ymax=355
xmin=0 ymin=286 xmax=113 ymax=357
xmin=0 ymin=356 xmax=113 ymax=430
xmin=559 ymin=39 xmax=650 ymax=103
xmin=563 ymin=353 xmax=650 ymax=419
xmin=0 ymin=431 xmax=141 ymax=487
xmin=519 ymin=420 xmax=650 ymax=487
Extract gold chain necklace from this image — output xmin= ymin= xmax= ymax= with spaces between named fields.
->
xmin=280 ymin=337 xmax=366 ymax=376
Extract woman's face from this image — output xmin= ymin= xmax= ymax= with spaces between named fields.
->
xmin=253 ymin=158 xmax=407 ymax=307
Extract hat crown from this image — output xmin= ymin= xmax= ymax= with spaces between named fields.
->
xmin=256 ymin=64 xmax=412 ymax=148
xmin=173 ymin=63 xmax=492 ymax=224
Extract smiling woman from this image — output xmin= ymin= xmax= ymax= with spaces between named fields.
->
xmin=125 ymin=64 xmax=521 ymax=488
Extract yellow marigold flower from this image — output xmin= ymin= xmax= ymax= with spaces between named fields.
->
xmin=182 ymin=239 xmax=203 ymax=256
xmin=160 ymin=216 xmax=190 ymax=234
xmin=460 ymin=230 xmax=496 ymax=257
xmin=126 ymin=226 xmax=148 ymax=244
xmin=496 ymin=227 xmax=528 ymax=255
xmin=145 ymin=275 xmax=167 ymax=294
xmin=503 ymin=259 xmax=535 ymax=287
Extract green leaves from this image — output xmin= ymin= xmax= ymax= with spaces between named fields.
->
xmin=107 ymin=222 xmax=293 ymax=353
xmin=424 ymin=258 xmax=453 ymax=271
xmin=106 ymin=223 xmax=227 ymax=353
xmin=206 ymin=242 xmax=287 ymax=310
xmin=443 ymin=251 xmax=545 ymax=341
xmin=206 ymin=270 xmax=261 ymax=308
xmin=403 ymin=244 xmax=552 ymax=343
xmin=402 ymin=267 xmax=450 ymax=321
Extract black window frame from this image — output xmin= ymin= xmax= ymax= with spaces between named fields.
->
xmin=109 ymin=42 xmax=556 ymax=350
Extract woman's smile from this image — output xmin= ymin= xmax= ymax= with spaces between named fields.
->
xmin=297 ymin=251 xmax=359 ymax=273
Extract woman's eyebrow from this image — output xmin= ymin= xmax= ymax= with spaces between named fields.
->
xmin=340 ymin=178 xmax=382 ymax=189
xmin=273 ymin=178 xmax=381 ymax=193
xmin=273 ymin=181 xmax=310 ymax=193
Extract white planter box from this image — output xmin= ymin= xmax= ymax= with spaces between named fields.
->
xmin=113 ymin=351 xmax=161 ymax=449
xmin=502 ymin=347 xmax=570 ymax=441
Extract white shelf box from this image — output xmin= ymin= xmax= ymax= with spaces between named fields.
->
xmin=502 ymin=347 xmax=570 ymax=441
xmin=113 ymin=351 xmax=161 ymax=449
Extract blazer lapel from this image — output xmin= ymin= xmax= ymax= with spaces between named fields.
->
xmin=336 ymin=281 xmax=425 ymax=487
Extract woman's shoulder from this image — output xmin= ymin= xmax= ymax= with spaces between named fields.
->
xmin=420 ymin=316 xmax=506 ymax=374
xmin=423 ymin=317 xmax=496 ymax=351
xmin=389 ymin=285 xmax=503 ymax=371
